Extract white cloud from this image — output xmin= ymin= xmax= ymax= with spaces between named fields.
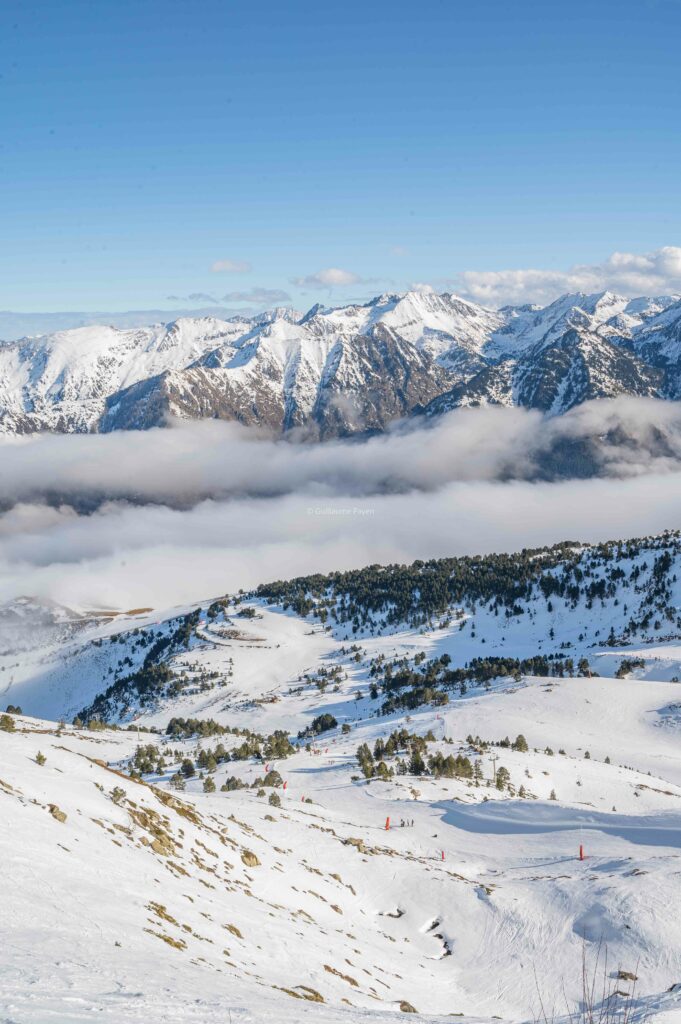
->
xmin=2 ymin=396 xmax=681 ymax=507
xmin=165 ymin=293 xmax=220 ymax=305
xmin=3 ymin=398 xmax=681 ymax=609
xmin=3 ymin=468 xmax=681 ymax=613
xmin=211 ymin=259 xmax=252 ymax=273
xmin=222 ymin=287 xmax=292 ymax=305
xmin=454 ymin=246 xmax=681 ymax=307
xmin=293 ymin=268 xmax=363 ymax=288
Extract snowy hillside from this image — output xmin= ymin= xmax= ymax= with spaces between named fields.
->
xmin=2 ymin=290 xmax=681 ymax=437
xmin=4 ymin=533 xmax=681 ymax=1021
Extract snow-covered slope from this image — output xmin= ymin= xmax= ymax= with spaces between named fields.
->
xmin=427 ymin=292 xmax=679 ymax=416
xmin=430 ymin=325 xmax=664 ymax=415
xmin=5 ymin=532 xmax=681 ymax=1022
xmin=0 ymin=317 xmax=251 ymax=433
xmin=2 ymin=290 xmax=681 ymax=437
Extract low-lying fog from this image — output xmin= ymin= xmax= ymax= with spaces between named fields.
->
xmin=2 ymin=397 xmax=680 ymax=610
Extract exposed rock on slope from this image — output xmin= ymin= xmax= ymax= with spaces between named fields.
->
xmin=2 ymin=289 xmax=681 ymax=437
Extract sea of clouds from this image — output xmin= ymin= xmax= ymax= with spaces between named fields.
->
xmin=2 ymin=397 xmax=681 ymax=610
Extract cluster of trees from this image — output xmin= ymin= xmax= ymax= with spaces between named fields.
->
xmin=206 ymin=597 xmax=229 ymax=619
xmin=78 ymin=610 xmax=202 ymax=722
xmin=615 ymin=657 xmax=646 ymax=678
xmin=298 ymin=713 xmax=338 ymax=739
xmin=355 ymin=728 xmax=476 ymax=782
xmin=230 ymin=729 xmax=295 ymax=761
xmin=256 ymin=543 xmax=583 ymax=630
xmin=427 ymin=751 xmax=475 ymax=779
xmin=129 ymin=743 xmax=167 ymax=775
xmin=467 ymin=732 xmax=537 ymax=754
xmin=183 ymin=768 xmax=284 ymax=795
xmin=377 ymin=653 xmax=591 ymax=715
xmin=255 ymin=534 xmax=681 ymax=641
xmin=165 ymin=717 xmax=249 ymax=739
xmin=70 ymin=716 xmax=158 ymax=733
xmin=122 ymin=715 xmax=299 ymax=786
xmin=163 ymin=728 xmax=296 ymax=782
xmin=301 ymin=663 xmax=345 ymax=694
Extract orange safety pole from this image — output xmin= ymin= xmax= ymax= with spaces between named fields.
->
xmin=579 ymin=844 xmax=584 ymax=861
xmin=385 ymin=816 xmax=390 ymax=831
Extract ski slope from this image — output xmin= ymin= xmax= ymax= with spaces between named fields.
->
xmin=4 ymin=538 xmax=681 ymax=1022
xmin=4 ymin=661 xmax=681 ymax=1021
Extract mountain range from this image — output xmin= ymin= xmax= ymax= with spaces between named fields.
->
xmin=2 ymin=289 xmax=681 ymax=437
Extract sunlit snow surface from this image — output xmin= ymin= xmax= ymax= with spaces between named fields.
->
xmin=3 ymin=581 xmax=681 ymax=1023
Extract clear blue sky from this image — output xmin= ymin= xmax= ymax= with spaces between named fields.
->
xmin=1 ymin=0 xmax=680 ymax=311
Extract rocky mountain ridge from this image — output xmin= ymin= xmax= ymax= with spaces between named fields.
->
xmin=1 ymin=289 xmax=681 ymax=437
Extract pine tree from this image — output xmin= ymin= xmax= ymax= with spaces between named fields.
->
xmin=203 ymin=776 xmax=216 ymax=793
xmin=356 ymin=743 xmax=374 ymax=779
xmin=35 ymin=751 xmax=46 ymax=766
xmin=409 ymin=749 xmax=426 ymax=776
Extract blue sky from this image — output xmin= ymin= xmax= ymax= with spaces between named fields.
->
xmin=1 ymin=0 xmax=681 ymax=311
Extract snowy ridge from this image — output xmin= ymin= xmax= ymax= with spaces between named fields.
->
xmin=2 ymin=290 xmax=681 ymax=436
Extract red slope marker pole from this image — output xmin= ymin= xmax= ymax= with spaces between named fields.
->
xmin=441 ymin=850 xmax=445 ymax=861
xmin=579 ymin=844 xmax=584 ymax=861
xmin=385 ymin=816 xmax=391 ymax=831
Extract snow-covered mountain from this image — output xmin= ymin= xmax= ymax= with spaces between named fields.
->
xmin=5 ymin=532 xmax=681 ymax=1023
xmin=426 ymin=291 xmax=681 ymax=417
xmin=2 ymin=289 xmax=681 ymax=437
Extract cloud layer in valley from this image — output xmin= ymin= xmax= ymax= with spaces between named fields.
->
xmin=2 ymin=398 xmax=681 ymax=610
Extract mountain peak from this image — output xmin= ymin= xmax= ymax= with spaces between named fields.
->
xmin=298 ymin=302 xmax=326 ymax=324
xmin=2 ymin=289 xmax=681 ymax=437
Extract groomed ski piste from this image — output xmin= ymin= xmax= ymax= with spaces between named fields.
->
xmin=3 ymin=535 xmax=681 ymax=1024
